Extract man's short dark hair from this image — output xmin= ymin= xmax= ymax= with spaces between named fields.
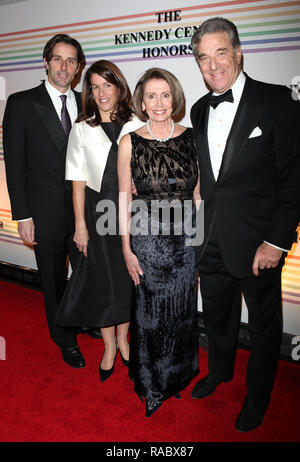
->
xmin=191 ymin=17 xmax=241 ymax=58
xmin=43 ymin=34 xmax=85 ymax=66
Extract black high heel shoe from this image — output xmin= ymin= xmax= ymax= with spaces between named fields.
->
xmin=116 ymin=341 xmax=130 ymax=367
xmin=145 ymin=399 xmax=163 ymax=418
xmin=119 ymin=351 xmax=130 ymax=367
xmin=99 ymin=350 xmax=117 ymax=382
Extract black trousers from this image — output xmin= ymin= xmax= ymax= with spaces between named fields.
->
xmin=34 ymin=232 xmax=79 ymax=348
xmin=198 ymin=226 xmax=283 ymax=399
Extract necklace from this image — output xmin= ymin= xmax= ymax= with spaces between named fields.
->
xmin=146 ymin=119 xmax=175 ymax=142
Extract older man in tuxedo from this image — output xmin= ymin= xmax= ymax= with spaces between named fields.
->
xmin=190 ymin=17 xmax=300 ymax=432
xmin=3 ymin=34 xmax=100 ymax=369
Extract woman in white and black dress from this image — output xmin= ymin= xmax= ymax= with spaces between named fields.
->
xmin=56 ymin=60 xmax=144 ymax=381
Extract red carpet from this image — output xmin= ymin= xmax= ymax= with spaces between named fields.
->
xmin=0 ymin=280 xmax=299 ymax=443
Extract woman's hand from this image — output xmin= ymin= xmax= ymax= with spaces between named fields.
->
xmin=131 ymin=179 xmax=137 ymax=196
xmin=123 ymin=249 xmax=143 ymax=286
xmin=73 ymin=226 xmax=89 ymax=257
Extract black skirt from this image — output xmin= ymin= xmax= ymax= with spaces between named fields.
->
xmin=56 ymin=122 xmax=132 ymax=327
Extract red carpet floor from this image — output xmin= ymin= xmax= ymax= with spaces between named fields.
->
xmin=0 ymin=280 xmax=299 ymax=443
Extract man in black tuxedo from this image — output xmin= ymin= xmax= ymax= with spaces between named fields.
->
xmin=3 ymin=34 xmax=100 ymax=369
xmin=190 ymin=18 xmax=300 ymax=432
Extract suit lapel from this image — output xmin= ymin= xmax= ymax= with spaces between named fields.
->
xmin=33 ymin=83 xmax=68 ymax=154
xmin=74 ymin=90 xmax=82 ymax=115
xmin=217 ymin=76 xmax=265 ymax=181
xmin=194 ymin=95 xmax=216 ymax=183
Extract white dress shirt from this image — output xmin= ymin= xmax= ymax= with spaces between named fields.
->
xmin=208 ymin=71 xmax=246 ymax=180
xmin=19 ymin=79 xmax=78 ymax=222
xmin=207 ymin=71 xmax=286 ymax=252
xmin=45 ymin=79 xmax=78 ymax=125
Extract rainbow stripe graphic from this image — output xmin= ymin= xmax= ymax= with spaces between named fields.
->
xmin=0 ymin=0 xmax=299 ymax=72
xmin=1 ymin=0 xmax=300 ymax=305
xmin=0 ymin=126 xmax=2 ymax=162
xmin=0 ymin=208 xmax=23 ymax=246
xmin=282 ymin=227 xmax=300 ymax=305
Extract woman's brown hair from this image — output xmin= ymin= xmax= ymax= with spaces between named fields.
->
xmin=77 ymin=60 xmax=133 ymax=126
xmin=133 ymin=67 xmax=185 ymax=122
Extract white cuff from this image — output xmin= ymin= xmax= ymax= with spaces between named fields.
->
xmin=264 ymin=241 xmax=288 ymax=252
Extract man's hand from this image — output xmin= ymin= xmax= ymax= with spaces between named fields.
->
xmin=18 ymin=219 xmax=37 ymax=245
xmin=252 ymin=242 xmax=283 ymax=277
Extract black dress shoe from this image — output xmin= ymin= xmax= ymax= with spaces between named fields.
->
xmin=62 ymin=345 xmax=85 ymax=368
xmin=79 ymin=327 xmax=102 ymax=339
xmin=191 ymin=374 xmax=229 ymax=399
xmin=235 ymin=394 xmax=271 ymax=432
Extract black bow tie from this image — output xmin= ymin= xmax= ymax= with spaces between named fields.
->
xmin=208 ymin=89 xmax=234 ymax=109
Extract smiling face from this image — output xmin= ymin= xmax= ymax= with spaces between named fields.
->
xmin=90 ymin=73 xmax=118 ymax=121
xmin=44 ymin=42 xmax=79 ymax=92
xmin=196 ymin=31 xmax=242 ymax=94
xmin=142 ymin=78 xmax=173 ymax=123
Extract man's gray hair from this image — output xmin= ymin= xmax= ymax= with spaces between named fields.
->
xmin=191 ymin=17 xmax=241 ymax=58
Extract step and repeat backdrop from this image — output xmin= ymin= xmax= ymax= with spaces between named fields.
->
xmin=0 ymin=0 xmax=299 ymax=333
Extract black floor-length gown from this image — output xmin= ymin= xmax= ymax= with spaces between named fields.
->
xmin=56 ymin=122 xmax=132 ymax=327
xmin=129 ymin=128 xmax=199 ymax=409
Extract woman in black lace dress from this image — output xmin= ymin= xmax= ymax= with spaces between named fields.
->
xmin=118 ymin=68 xmax=200 ymax=417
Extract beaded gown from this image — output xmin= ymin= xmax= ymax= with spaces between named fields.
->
xmin=129 ymin=128 xmax=199 ymax=412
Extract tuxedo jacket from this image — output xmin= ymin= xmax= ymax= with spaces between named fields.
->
xmin=191 ymin=74 xmax=300 ymax=278
xmin=3 ymin=82 xmax=82 ymax=239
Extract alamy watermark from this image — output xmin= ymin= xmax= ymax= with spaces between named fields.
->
xmin=95 ymin=196 xmax=204 ymax=246
xmin=0 ymin=336 xmax=6 ymax=360
xmin=291 ymin=335 xmax=300 ymax=361
xmin=290 ymin=76 xmax=300 ymax=102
